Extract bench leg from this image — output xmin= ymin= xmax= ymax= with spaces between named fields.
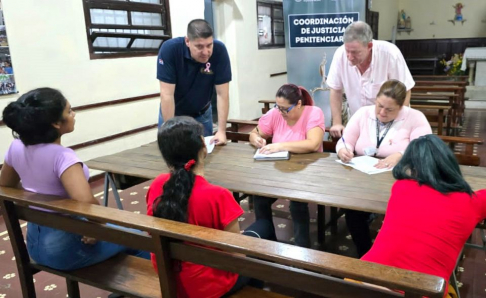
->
xmin=66 ymin=279 xmax=80 ymax=298
xmin=437 ymin=109 xmax=444 ymax=135
xmin=0 ymin=201 xmax=37 ymax=298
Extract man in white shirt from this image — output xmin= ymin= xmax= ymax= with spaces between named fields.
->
xmin=327 ymin=21 xmax=414 ymax=138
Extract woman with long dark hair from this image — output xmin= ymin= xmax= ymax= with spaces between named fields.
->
xmin=248 ymin=83 xmax=325 ymax=248
xmin=0 ymin=88 xmax=148 ymax=271
xmin=362 ymin=134 xmax=486 ymax=298
xmin=146 ymin=116 xmax=273 ymax=298
xmin=335 ymin=79 xmax=432 ymax=257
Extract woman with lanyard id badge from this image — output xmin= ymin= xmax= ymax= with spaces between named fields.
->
xmin=335 ymin=79 xmax=432 ymax=258
xmin=363 ymin=117 xmax=395 ymax=160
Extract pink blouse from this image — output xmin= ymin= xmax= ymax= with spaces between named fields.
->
xmin=258 ymin=106 xmax=325 ymax=152
xmin=335 ymin=105 xmax=432 ymax=158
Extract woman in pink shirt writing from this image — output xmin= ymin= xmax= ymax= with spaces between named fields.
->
xmin=335 ymin=79 xmax=432 ymax=257
xmin=249 ymin=84 xmax=325 ymax=248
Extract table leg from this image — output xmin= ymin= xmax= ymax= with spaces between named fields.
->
xmin=103 ymin=173 xmax=124 ymax=210
xmin=103 ymin=173 xmax=110 ymax=207
xmin=330 ymin=207 xmax=338 ymax=235
xmin=317 ymin=205 xmax=325 ymax=246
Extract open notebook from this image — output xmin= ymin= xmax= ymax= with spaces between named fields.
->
xmin=253 ymin=149 xmax=290 ymax=161
xmin=336 ymin=156 xmax=392 ymax=175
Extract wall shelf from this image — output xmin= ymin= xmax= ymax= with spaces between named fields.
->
xmin=448 ymin=19 xmax=467 ymax=25
xmin=397 ymin=28 xmax=413 ymax=35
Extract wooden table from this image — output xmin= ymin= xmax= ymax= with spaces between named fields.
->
xmin=87 ymin=142 xmax=486 ymax=214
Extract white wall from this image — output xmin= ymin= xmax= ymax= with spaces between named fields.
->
xmin=213 ymin=0 xmax=287 ymax=120
xmin=0 ymin=0 xmax=203 ymax=170
xmin=371 ymin=0 xmax=399 ymax=41
xmin=384 ymin=0 xmax=486 ymax=40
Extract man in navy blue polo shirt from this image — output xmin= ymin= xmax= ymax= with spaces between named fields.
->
xmin=157 ymin=19 xmax=231 ymax=144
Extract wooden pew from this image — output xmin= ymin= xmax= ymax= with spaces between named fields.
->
xmin=411 ymin=85 xmax=466 ymax=128
xmin=0 ymin=187 xmax=447 ymax=298
xmin=414 ymin=75 xmax=469 ymax=82
xmin=258 ymin=99 xmax=275 ymax=114
xmin=439 ymin=135 xmax=484 ymax=166
xmin=412 ymin=104 xmax=450 ymax=135
xmin=414 ymin=81 xmax=468 ymax=87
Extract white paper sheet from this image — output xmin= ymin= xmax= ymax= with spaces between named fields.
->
xmin=204 ymin=136 xmax=215 ymax=154
xmin=336 ymin=156 xmax=392 ymax=175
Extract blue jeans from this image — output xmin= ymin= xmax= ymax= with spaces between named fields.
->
xmin=158 ymin=105 xmax=213 ymax=137
xmin=253 ymin=196 xmax=310 ymax=248
xmin=26 ymin=222 xmax=150 ymax=271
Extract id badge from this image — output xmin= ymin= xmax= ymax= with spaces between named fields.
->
xmin=364 ymin=147 xmax=377 ymax=156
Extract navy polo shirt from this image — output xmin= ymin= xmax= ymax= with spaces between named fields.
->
xmin=156 ymin=37 xmax=232 ymax=117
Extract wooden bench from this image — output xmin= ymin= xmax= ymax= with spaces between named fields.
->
xmin=438 ymin=135 xmax=484 ymax=166
xmin=405 ymin=57 xmax=440 ymax=75
xmin=412 ymin=104 xmax=450 ymax=135
xmin=414 ymin=75 xmax=469 ymax=82
xmin=411 ymin=85 xmax=466 ymax=129
xmin=414 ymin=80 xmax=469 ymax=87
xmin=0 ymin=187 xmax=447 ymax=298
xmin=258 ymin=99 xmax=276 ymax=114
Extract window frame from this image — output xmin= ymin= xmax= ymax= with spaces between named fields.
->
xmin=257 ymin=0 xmax=284 ymax=50
xmin=82 ymin=0 xmax=172 ymax=59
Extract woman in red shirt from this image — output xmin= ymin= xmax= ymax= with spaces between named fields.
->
xmin=362 ymin=134 xmax=486 ymax=298
xmin=146 ymin=116 xmax=273 ymax=298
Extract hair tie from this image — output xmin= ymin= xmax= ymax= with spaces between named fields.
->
xmin=184 ymin=159 xmax=196 ymax=171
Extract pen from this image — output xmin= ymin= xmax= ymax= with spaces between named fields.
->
xmin=342 ymin=136 xmax=350 ymax=152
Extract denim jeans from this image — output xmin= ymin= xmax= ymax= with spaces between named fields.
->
xmin=253 ymin=196 xmax=310 ymax=248
xmin=158 ymin=104 xmax=213 ymax=137
xmin=26 ymin=222 xmax=150 ymax=271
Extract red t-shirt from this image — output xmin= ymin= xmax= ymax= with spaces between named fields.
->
xmin=362 ymin=180 xmax=486 ymax=294
xmin=146 ymin=173 xmax=244 ymax=298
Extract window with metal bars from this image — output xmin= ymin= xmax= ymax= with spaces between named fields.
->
xmin=82 ymin=0 xmax=172 ymax=59
xmin=257 ymin=1 xmax=284 ymax=49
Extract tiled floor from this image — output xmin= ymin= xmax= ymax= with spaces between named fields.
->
xmin=1 ymin=108 xmax=486 ymax=297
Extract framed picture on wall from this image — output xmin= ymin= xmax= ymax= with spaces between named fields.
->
xmin=0 ymin=0 xmax=17 ymax=95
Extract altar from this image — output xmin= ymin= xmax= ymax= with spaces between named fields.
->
xmin=461 ymin=47 xmax=486 ymax=87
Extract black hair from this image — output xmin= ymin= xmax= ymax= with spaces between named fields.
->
xmin=2 ymin=88 xmax=67 ymax=145
xmin=187 ymin=19 xmax=213 ymax=40
xmin=393 ymin=134 xmax=473 ymax=196
xmin=153 ymin=116 xmax=205 ymax=223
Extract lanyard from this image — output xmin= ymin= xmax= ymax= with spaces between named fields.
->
xmin=375 ymin=119 xmax=394 ymax=151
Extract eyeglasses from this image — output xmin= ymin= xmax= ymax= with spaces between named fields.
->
xmin=274 ymin=103 xmax=296 ymax=114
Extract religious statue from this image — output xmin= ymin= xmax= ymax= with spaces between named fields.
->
xmin=405 ymin=16 xmax=412 ymax=29
xmin=453 ymin=3 xmax=464 ymax=21
xmin=398 ymin=10 xmax=406 ymax=29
